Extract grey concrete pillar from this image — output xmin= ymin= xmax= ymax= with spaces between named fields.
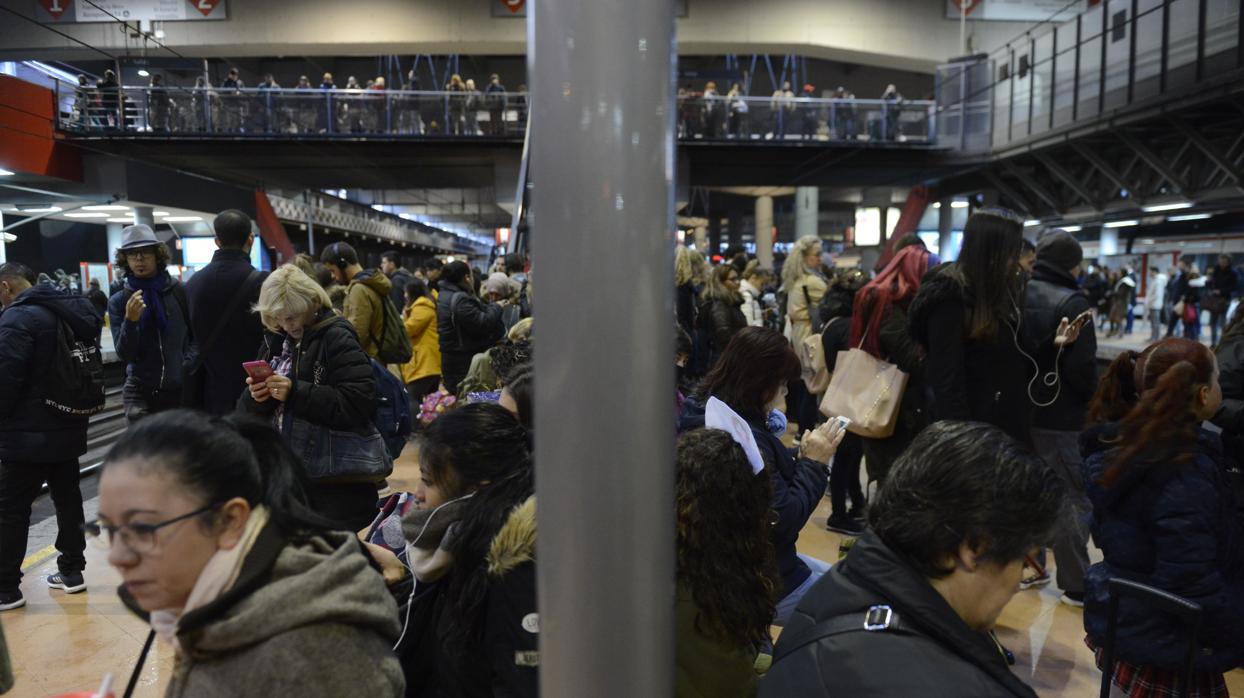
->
xmin=795 ymin=186 xmax=818 ymax=238
xmin=1100 ymin=227 xmax=1119 ymax=257
xmin=133 ymin=206 xmax=155 ymax=227
xmin=756 ymin=195 xmax=774 ymax=270
xmin=693 ymin=225 xmax=708 ymax=254
xmin=530 ymin=1 xmax=675 ymax=697
xmin=106 ymin=222 xmax=125 ymax=263
xmin=937 ymin=199 xmax=956 ymax=261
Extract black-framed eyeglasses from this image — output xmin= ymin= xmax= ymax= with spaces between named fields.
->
xmin=124 ymin=249 xmax=156 ymax=261
xmin=84 ymin=503 xmax=221 ymax=554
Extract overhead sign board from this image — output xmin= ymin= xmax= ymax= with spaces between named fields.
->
xmin=945 ymin=0 xmax=1086 ymax=21
xmin=493 ymin=0 xmax=687 ymax=17
xmin=35 ymin=0 xmax=228 ymax=22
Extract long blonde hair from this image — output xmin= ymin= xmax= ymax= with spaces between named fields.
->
xmin=782 ymin=235 xmax=822 ymax=292
xmin=675 ymin=246 xmax=702 ymax=286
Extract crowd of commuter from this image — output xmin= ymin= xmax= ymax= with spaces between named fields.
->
xmin=1 ymin=202 xmax=1243 ymax=697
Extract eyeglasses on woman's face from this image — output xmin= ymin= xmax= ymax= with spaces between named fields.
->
xmin=84 ymin=503 xmax=220 ymax=555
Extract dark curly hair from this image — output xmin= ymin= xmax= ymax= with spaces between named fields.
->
xmin=490 ymin=340 xmax=532 ymax=387
xmin=113 ymin=243 xmax=171 ymax=277
xmin=676 ymin=429 xmax=777 ymax=649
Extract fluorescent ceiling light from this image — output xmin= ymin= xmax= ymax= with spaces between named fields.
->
xmin=1103 ymin=219 xmax=1139 ymax=228
xmin=931 ymin=202 xmax=941 ymax=209
xmin=1168 ymin=213 xmax=1212 ymax=222
xmin=154 ymin=211 xmax=170 ymax=216
xmin=1023 ymin=219 xmax=1041 ymax=227
xmin=1142 ymin=202 xmax=1193 ymax=213
xmin=1138 ymin=239 xmax=1155 ymax=244
xmin=0 ymin=168 xmax=14 ymax=176
xmin=64 ymin=212 xmax=109 ymax=218
xmin=950 ymin=201 xmax=970 ymax=209
xmin=21 ymin=206 xmax=62 ymax=213
xmin=163 ymin=216 xmax=203 ymax=222
xmin=1060 ymin=225 xmax=1082 ymax=233
xmin=137 ymin=69 xmax=150 ymax=77
xmin=106 ymin=217 xmax=134 ymax=223
xmin=83 ymin=204 xmax=131 ymax=211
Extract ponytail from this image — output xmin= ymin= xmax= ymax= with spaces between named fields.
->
xmin=1087 ymin=350 xmax=1140 ymax=427
xmin=222 ymin=415 xmax=338 ymax=533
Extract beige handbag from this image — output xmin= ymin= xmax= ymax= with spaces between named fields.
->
xmin=819 ymin=342 xmax=909 ymax=439
xmin=800 ymin=318 xmax=842 ymax=396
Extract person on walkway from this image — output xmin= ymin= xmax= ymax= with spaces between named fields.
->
xmin=675 ymin=427 xmax=777 ymax=697
xmin=849 ymin=244 xmax=929 ymax=488
xmin=85 ymin=278 xmax=108 ymax=325
xmin=401 ymin=279 xmax=442 ymax=413
xmin=484 ymin=73 xmax=507 ymax=135
xmin=698 ymin=263 xmax=748 ymax=369
xmin=761 ymin=421 xmax=1062 ymax=698
xmin=97 ymin=411 xmax=404 ymax=696
xmin=0 ymin=262 xmax=100 ymax=611
xmin=437 ymin=261 xmax=504 ymax=394
xmin=1083 ymin=339 xmax=1244 ymax=697
xmin=1166 ymin=258 xmax=1192 ymax=338
xmin=679 ymin=327 xmax=847 ymax=626
xmin=381 ymin=250 xmax=413 ymax=313
xmin=107 ymin=225 xmax=196 ymax=424
xmin=1147 ymin=266 xmax=1168 ymax=343
xmin=238 ymin=265 xmax=379 ymax=531
xmin=818 ymin=268 xmax=871 ymax=535
xmin=1208 ymin=254 xmax=1237 ymax=345
xmin=1020 ymin=231 xmax=1096 ymax=604
xmin=184 ymin=210 xmax=268 ymax=416
xmin=739 ymin=261 xmax=771 ymax=327
xmin=321 ymin=242 xmax=391 ymax=359
xmin=782 ymin=235 xmax=828 ymax=433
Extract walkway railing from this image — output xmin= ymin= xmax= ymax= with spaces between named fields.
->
xmin=53 ymin=83 xmax=937 ymax=145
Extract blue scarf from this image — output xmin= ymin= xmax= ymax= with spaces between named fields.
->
xmin=126 ymin=273 xmax=169 ymax=333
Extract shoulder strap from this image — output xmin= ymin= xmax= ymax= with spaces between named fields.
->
xmin=170 ymin=282 xmax=191 ymax=333
xmin=774 ymin=606 xmax=906 ymax=664
xmin=199 ymin=270 xmax=262 ymax=358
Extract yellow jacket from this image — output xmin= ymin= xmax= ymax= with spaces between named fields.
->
xmin=401 ymin=296 xmax=442 ymax=383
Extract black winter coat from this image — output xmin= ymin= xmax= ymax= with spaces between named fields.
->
xmin=699 ymin=296 xmax=748 ymax=366
xmin=1209 ymin=265 xmax=1238 ymax=302
xmin=679 ymin=397 xmax=828 ymax=598
xmin=184 ymin=249 xmax=268 ymax=416
xmin=387 ymin=269 xmax=413 ymax=314
xmin=855 ymin=303 xmax=926 ymax=483
xmin=1024 ymin=261 xmax=1097 ymax=432
xmin=1081 ymin=426 xmax=1244 ymax=672
xmin=437 ymin=284 xmax=504 ymax=360
xmin=237 ymin=310 xmax=375 ymax=431
xmin=908 ymin=263 xmax=1033 ymax=444
xmin=107 ymin=272 xmax=196 ymax=390
xmin=1213 ymin=331 xmax=1244 ymax=461
xmin=761 ymin=531 xmax=1039 ymax=698
xmin=0 ymin=284 xmax=101 ymax=463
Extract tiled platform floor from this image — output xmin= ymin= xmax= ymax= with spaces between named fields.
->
xmin=5 ymin=447 xmax=1243 ymax=697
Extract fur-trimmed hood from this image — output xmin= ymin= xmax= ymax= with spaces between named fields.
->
xmin=487 ymin=496 xmax=536 ymax=577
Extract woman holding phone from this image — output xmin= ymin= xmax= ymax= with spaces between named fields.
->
xmin=238 ymin=265 xmax=378 ymax=530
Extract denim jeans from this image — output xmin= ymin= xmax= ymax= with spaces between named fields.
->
xmin=774 ymin=554 xmax=832 ymax=626
xmin=1149 ymin=308 xmax=1163 ymax=342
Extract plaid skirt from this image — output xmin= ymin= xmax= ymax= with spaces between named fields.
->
xmin=1087 ymin=637 xmax=1228 ymax=698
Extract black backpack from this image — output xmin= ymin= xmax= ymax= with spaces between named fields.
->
xmin=369 ymin=290 xmax=414 ymax=365
xmin=37 ymin=302 xmax=105 ymax=417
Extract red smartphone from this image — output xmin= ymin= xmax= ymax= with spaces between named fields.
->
xmin=242 ymin=360 xmax=273 ymax=382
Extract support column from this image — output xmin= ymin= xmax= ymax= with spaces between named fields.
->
xmin=795 ymin=186 xmax=818 ymax=239
xmin=1100 ymin=227 xmax=1119 ymax=257
xmin=106 ymin=222 xmax=125 ymax=263
xmin=530 ymin=1 xmax=675 ymax=697
xmin=133 ymin=206 xmax=155 ymax=227
xmin=938 ymin=199 xmax=957 ymax=261
xmin=0 ymin=212 xmax=6 ymax=264
xmin=693 ymin=225 xmax=708 ymax=254
xmin=755 ymin=195 xmax=774 ymax=269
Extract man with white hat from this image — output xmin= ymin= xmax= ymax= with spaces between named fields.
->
xmin=106 ymin=225 xmax=197 ymax=423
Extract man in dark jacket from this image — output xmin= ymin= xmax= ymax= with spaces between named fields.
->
xmin=1207 ymin=254 xmax=1237 ymax=344
xmin=184 ymin=210 xmax=268 ymax=416
xmin=761 ymin=422 xmax=1058 ymax=698
xmin=0 ymin=262 xmax=101 ymax=610
xmin=437 ymin=261 xmax=504 ymax=394
xmin=1022 ymin=231 xmax=1097 ymax=605
xmin=107 ymin=225 xmax=196 ymax=424
xmin=1166 ymin=257 xmax=1191 ymax=338
xmin=484 ymin=73 xmax=507 ymax=135
xmin=380 ymin=250 xmax=413 ymax=312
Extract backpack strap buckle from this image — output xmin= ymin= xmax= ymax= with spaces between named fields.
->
xmin=863 ymin=605 xmax=893 ymax=631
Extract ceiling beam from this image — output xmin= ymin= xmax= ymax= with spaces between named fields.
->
xmin=981 ymin=169 xmax=1035 ymax=215
xmin=1033 ymin=151 xmax=1099 ymax=209
xmin=1169 ymin=116 xmax=1244 ymax=186
xmin=1000 ymin=159 xmax=1062 ymax=213
xmin=1115 ymin=130 xmax=1187 ymax=194
xmin=1071 ymin=142 xmax=1132 ymax=196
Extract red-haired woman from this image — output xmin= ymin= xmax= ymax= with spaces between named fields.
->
xmin=848 ymin=243 xmax=930 ymax=485
xmin=1081 ymin=338 xmax=1244 ymax=697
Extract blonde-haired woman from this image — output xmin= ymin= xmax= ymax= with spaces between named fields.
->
xmin=782 ymin=235 xmax=829 ymax=430
xmin=238 ymin=264 xmax=379 ymax=530
xmin=446 ymin=73 xmax=467 ymax=135
xmin=675 ymin=245 xmax=703 ymax=345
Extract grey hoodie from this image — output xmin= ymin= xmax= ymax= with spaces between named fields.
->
xmin=127 ymin=524 xmax=404 ymax=698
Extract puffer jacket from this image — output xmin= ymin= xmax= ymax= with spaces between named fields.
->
xmin=908 ymin=263 xmax=1033 ymax=444
xmin=699 ymin=296 xmax=748 ymax=367
xmin=344 ymin=269 xmax=393 ymax=358
xmin=437 ymin=283 xmax=504 ymax=359
xmin=679 ymin=397 xmax=827 ymax=599
xmin=0 ymin=284 xmax=101 ymax=462
xmin=1023 ymin=261 xmax=1097 ymax=432
xmin=484 ymin=496 xmax=539 ymax=698
xmin=121 ymin=522 xmax=404 ymax=697
xmin=401 ymin=296 xmax=441 ymax=384
xmin=107 ymin=271 xmax=195 ymax=390
xmin=1081 ymin=426 xmax=1244 ymax=672
xmin=761 ymin=531 xmax=1039 ymax=697
xmin=237 ymin=310 xmax=375 ymax=431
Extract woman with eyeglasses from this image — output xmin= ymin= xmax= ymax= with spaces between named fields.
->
xmin=92 ymin=410 xmax=404 ymax=696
